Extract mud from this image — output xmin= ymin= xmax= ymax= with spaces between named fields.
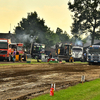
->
xmin=0 ymin=63 xmax=100 ymax=100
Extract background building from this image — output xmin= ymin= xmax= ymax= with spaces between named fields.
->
xmin=0 ymin=31 xmax=16 ymax=43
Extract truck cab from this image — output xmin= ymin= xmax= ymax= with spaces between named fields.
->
xmin=10 ymin=43 xmax=27 ymax=61
xmin=56 ymin=43 xmax=73 ymax=62
xmin=31 ymin=43 xmax=45 ymax=59
xmin=72 ymin=46 xmax=83 ymax=61
xmin=87 ymin=45 xmax=100 ymax=64
xmin=0 ymin=38 xmax=11 ymax=61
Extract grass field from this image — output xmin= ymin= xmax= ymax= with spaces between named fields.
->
xmin=30 ymin=78 xmax=100 ymax=100
xmin=73 ymin=61 xmax=88 ymax=64
xmin=0 ymin=59 xmax=88 ymax=66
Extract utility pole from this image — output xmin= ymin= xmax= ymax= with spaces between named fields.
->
xmin=10 ymin=23 xmax=11 ymax=33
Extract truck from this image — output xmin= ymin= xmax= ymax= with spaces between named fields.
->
xmin=72 ymin=46 xmax=84 ymax=62
xmin=31 ymin=43 xmax=45 ymax=59
xmin=10 ymin=43 xmax=27 ymax=61
xmin=87 ymin=45 xmax=100 ymax=65
xmin=0 ymin=38 xmax=11 ymax=61
xmin=56 ymin=43 xmax=74 ymax=62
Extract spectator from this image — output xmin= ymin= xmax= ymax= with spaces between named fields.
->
xmin=11 ymin=52 xmax=14 ymax=62
xmin=36 ymin=56 xmax=40 ymax=62
xmin=49 ymin=53 xmax=52 ymax=59
xmin=84 ymin=53 xmax=86 ymax=62
xmin=54 ymin=53 xmax=58 ymax=61
xmin=13 ymin=49 xmax=16 ymax=62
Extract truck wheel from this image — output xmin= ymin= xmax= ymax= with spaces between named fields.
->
xmin=88 ymin=62 xmax=92 ymax=65
xmin=65 ymin=60 xmax=69 ymax=62
xmin=7 ymin=56 xmax=11 ymax=62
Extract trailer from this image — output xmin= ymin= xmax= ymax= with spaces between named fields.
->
xmin=87 ymin=45 xmax=100 ymax=65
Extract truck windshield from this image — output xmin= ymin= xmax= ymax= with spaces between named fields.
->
xmin=72 ymin=48 xmax=82 ymax=51
xmin=17 ymin=46 xmax=22 ymax=51
xmin=64 ymin=45 xmax=69 ymax=54
xmin=89 ymin=48 xmax=100 ymax=54
xmin=0 ymin=42 xmax=8 ymax=49
xmin=33 ymin=46 xmax=41 ymax=53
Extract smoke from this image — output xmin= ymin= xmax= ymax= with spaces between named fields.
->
xmin=30 ymin=36 xmax=38 ymax=43
xmin=86 ymin=35 xmax=91 ymax=43
xmin=15 ymin=33 xmax=38 ymax=43
xmin=75 ymin=39 xmax=83 ymax=46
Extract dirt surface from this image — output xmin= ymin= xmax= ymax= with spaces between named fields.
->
xmin=0 ymin=62 xmax=100 ymax=100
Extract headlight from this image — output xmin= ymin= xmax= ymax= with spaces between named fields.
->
xmin=78 ymin=52 xmax=82 ymax=57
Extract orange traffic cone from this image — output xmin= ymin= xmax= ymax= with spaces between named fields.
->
xmin=50 ymin=86 xmax=54 ymax=96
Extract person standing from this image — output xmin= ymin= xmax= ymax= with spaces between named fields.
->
xmin=13 ymin=49 xmax=16 ymax=62
xmin=49 ymin=53 xmax=52 ymax=59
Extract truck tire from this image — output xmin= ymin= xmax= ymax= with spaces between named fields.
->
xmin=7 ymin=55 xmax=11 ymax=62
xmin=65 ymin=60 xmax=69 ymax=62
xmin=88 ymin=62 xmax=92 ymax=65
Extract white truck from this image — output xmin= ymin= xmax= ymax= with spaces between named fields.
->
xmin=72 ymin=46 xmax=84 ymax=62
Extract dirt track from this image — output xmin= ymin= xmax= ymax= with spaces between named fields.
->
xmin=0 ymin=62 xmax=100 ymax=100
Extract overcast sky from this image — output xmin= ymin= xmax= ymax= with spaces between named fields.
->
xmin=0 ymin=0 xmax=73 ymax=35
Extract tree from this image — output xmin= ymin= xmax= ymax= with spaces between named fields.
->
xmin=56 ymin=28 xmax=70 ymax=43
xmin=14 ymin=11 xmax=48 ymax=49
xmin=14 ymin=11 xmax=70 ymax=49
xmin=68 ymin=0 xmax=100 ymax=45
xmin=44 ymin=28 xmax=60 ymax=47
xmin=56 ymin=27 xmax=63 ymax=35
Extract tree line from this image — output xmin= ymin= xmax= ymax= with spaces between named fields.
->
xmin=14 ymin=0 xmax=100 ymax=50
xmin=14 ymin=12 xmax=70 ymax=50
xmin=68 ymin=0 xmax=100 ymax=45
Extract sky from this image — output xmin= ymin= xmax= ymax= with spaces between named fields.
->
xmin=0 ymin=0 xmax=73 ymax=36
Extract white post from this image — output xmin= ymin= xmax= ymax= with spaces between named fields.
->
xmin=51 ymin=83 xmax=55 ymax=91
xmin=81 ymin=75 xmax=85 ymax=84
xmin=54 ymin=83 xmax=55 ymax=91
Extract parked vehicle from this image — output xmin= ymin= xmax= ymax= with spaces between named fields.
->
xmin=56 ymin=43 xmax=74 ymax=62
xmin=72 ymin=46 xmax=84 ymax=62
xmin=87 ymin=45 xmax=100 ymax=65
xmin=31 ymin=43 xmax=45 ymax=59
xmin=10 ymin=43 xmax=27 ymax=61
xmin=0 ymin=38 xmax=11 ymax=61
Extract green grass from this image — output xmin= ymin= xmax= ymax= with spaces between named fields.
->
xmin=29 ymin=78 xmax=100 ymax=100
xmin=0 ymin=60 xmax=88 ymax=66
xmin=62 ymin=60 xmax=88 ymax=64
xmin=0 ymin=59 xmax=56 ymax=66
xmin=73 ymin=61 xmax=88 ymax=64
xmin=0 ymin=62 xmax=29 ymax=66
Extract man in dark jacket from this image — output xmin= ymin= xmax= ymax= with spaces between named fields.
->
xmin=49 ymin=53 xmax=52 ymax=58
